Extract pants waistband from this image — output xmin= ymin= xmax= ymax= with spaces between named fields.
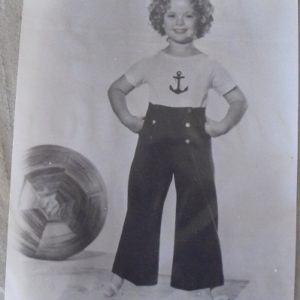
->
xmin=140 ymin=103 xmax=209 ymax=142
xmin=147 ymin=102 xmax=205 ymax=115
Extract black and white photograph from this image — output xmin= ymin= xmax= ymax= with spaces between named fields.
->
xmin=4 ymin=1 xmax=298 ymax=300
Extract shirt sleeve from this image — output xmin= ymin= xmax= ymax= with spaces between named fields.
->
xmin=210 ymin=61 xmax=237 ymax=95
xmin=124 ymin=58 xmax=149 ymax=87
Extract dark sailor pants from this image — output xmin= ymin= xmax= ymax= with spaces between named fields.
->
xmin=112 ymin=103 xmax=224 ymax=290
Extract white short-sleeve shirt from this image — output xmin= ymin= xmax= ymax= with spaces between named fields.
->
xmin=125 ymin=50 xmax=236 ymax=107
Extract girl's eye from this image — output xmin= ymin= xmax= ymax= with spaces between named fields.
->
xmin=186 ymin=14 xmax=195 ymax=18
xmin=166 ymin=14 xmax=176 ymax=18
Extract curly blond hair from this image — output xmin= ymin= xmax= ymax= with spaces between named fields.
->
xmin=148 ymin=0 xmax=214 ymax=39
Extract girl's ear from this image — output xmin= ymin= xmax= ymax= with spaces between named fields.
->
xmin=200 ymin=16 xmax=207 ymax=24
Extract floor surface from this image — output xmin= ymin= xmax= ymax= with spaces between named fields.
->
xmin=4 ymin=250 xmax=248 ymax=300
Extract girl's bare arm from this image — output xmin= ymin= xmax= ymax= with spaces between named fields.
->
xmin=108 ymin=75 xmax=144 ymax=133
xmin=205 ymin=87 xmax=248 ymax=137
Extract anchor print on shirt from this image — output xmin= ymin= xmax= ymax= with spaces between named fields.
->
xmin=169 ymin=71 xmax=189 ymax=95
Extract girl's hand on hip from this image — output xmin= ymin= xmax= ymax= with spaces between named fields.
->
xmin=204 ymin=118 xmax=228 ymax=137
xmin=124 ymin=115 xmax=145 ymax=133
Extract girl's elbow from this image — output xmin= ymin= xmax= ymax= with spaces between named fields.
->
xmin=241 ymin=96 xmax=249 ymax=112
xmin=236 ymin=88 xmax=248 ymax=112
xmin=241 ymin=97 xmax=249 ymax=113
xmin=107 ymin=83 xmax=115 ymax=99
xmin=107 ymin=83 xmax=121 ymax=102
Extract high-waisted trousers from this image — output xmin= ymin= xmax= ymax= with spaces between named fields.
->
xmin=112 ymin=103 xmax=224 ymax=291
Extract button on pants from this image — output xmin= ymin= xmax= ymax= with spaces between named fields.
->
xmin=112 ymin=103 xmax=224 ymax=290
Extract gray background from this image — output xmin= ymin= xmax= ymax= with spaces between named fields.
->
xmin=0 ymin=0 xmax=298 ymax=299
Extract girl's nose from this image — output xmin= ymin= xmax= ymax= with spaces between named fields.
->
xmin=176 ymin=16 xmax=184 ymax=25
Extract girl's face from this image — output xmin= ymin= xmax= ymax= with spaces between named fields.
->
xmin=163 ymin=0 xmax=198 ymax=44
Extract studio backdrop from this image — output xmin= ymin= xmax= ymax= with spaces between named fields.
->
xmin=4 ymin=1 xmax=298 ymax=300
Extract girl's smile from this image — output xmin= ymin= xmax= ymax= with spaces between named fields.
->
xmin=163 ymin=0 xmax=197 ymax=44
xmin=173 ymin=28 xmax=188 ymax=33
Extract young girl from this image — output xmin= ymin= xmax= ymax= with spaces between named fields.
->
xmin=105 ymin=0 xmax=247 ymax=299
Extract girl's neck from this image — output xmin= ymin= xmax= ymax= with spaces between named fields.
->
xmin=163 ymin=41 xmax=201 ymax=57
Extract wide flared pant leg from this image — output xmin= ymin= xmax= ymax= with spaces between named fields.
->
xmin=170 ymin=118 xmax=224 ymax=290
xmin=112 ymin=136 xmax=173 ymax=285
